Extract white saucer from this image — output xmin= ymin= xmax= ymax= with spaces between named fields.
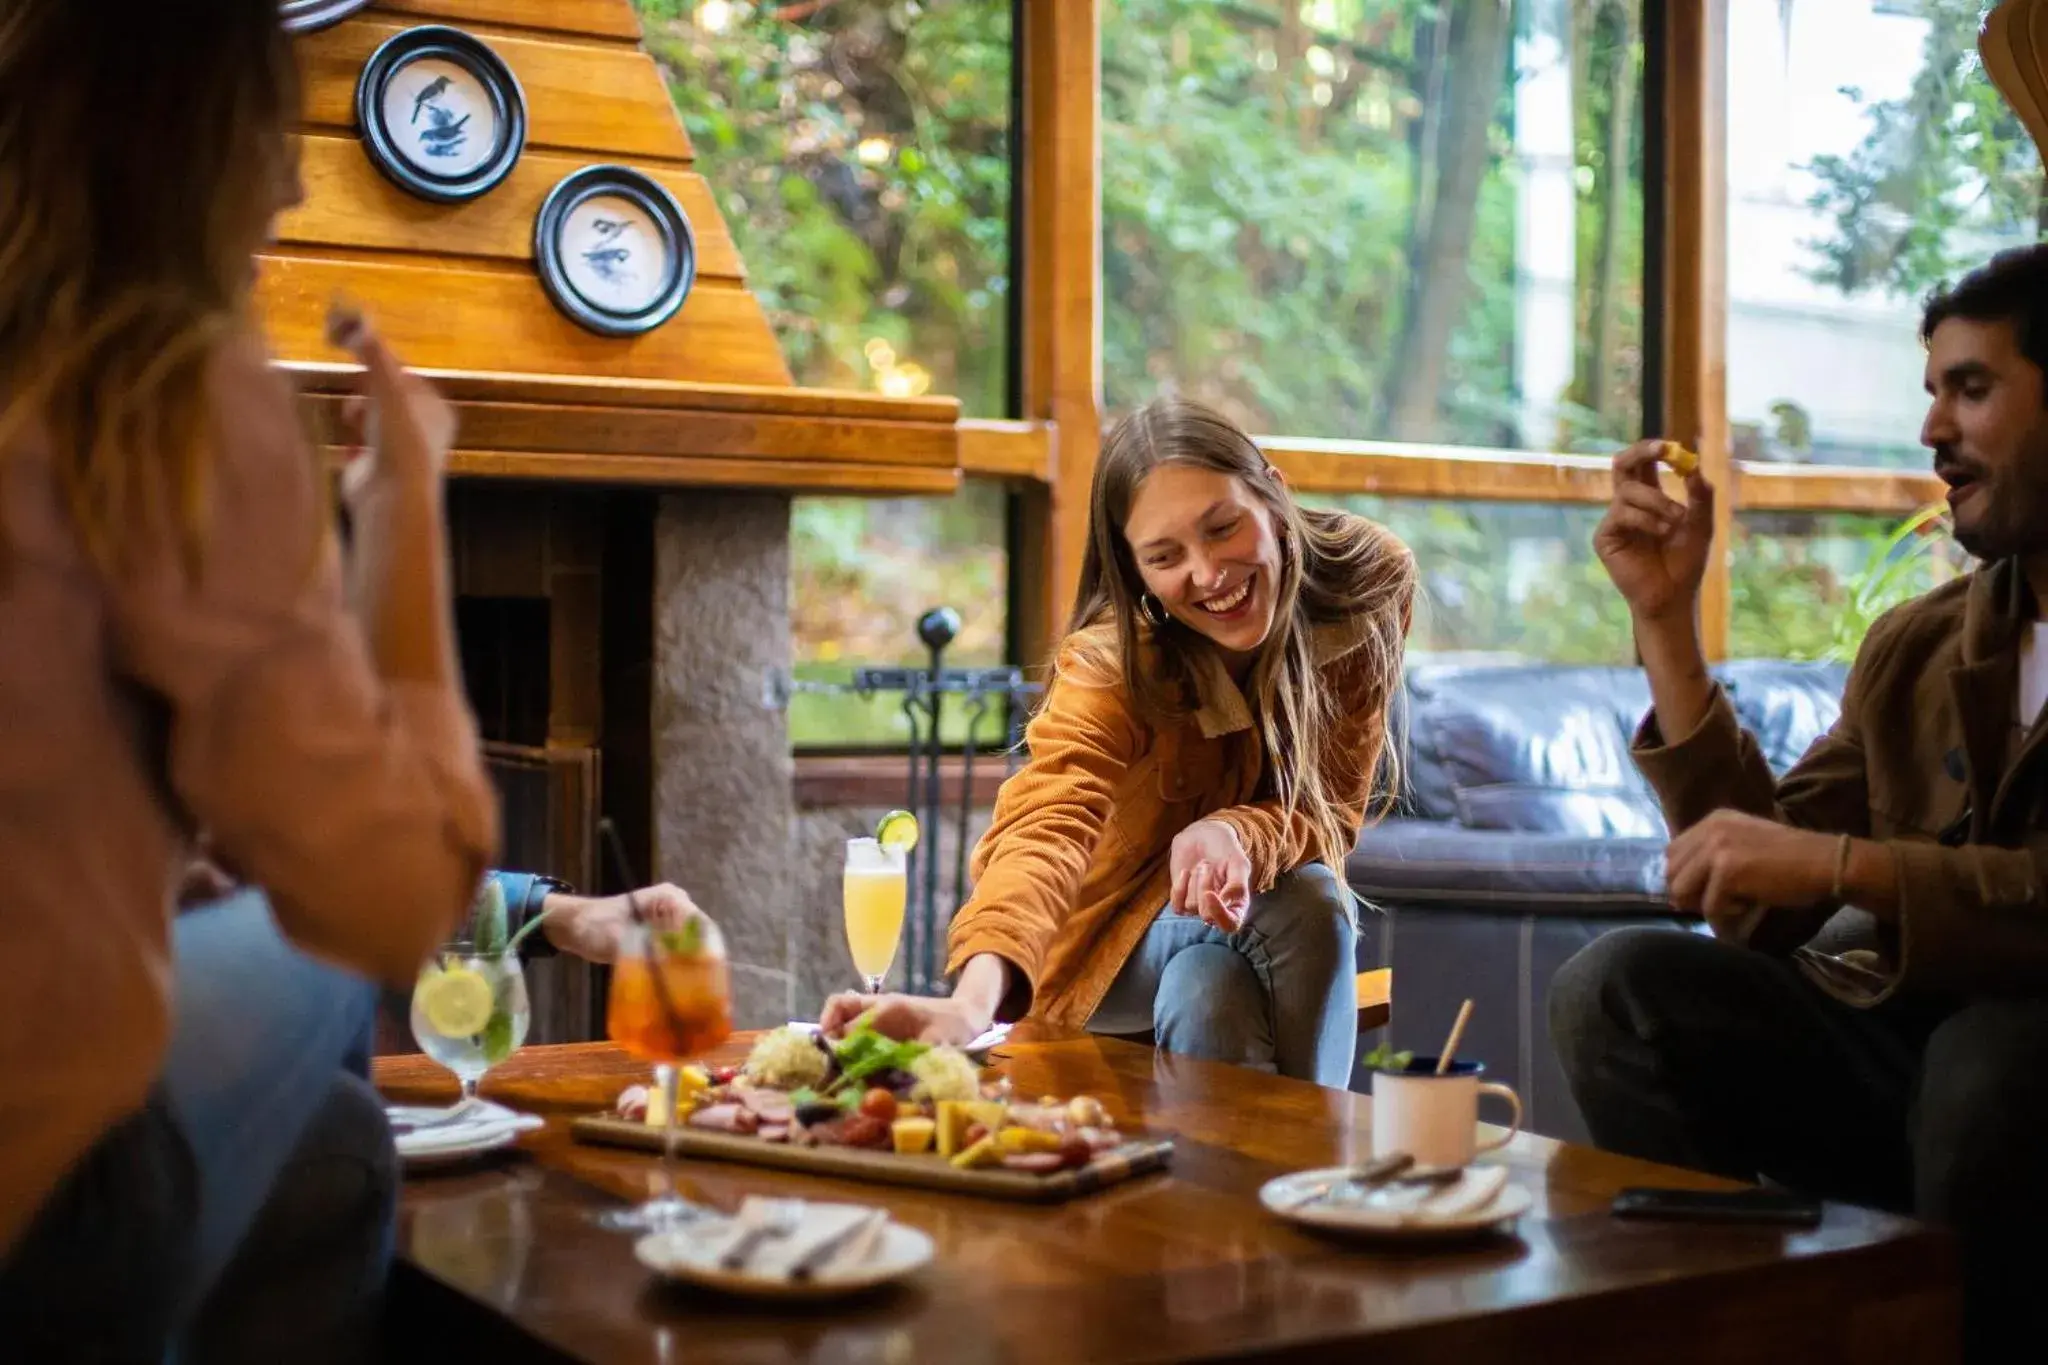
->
xmin=635 ymin=1218 xmax=934 ymax=1301
xmin=1261 ymin=1164 xmax=1532 ymax=1243
xmin=390 ymin=1101 xmax=542 ymax=1170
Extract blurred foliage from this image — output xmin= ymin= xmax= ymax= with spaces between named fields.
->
xmin=786 ymin=486 xmax=1011 ymax=747
xmin=1749 ymin=1 xmax=2041 ymax=471
xmin=1803 ymin=0 xmax=2042 ymax=301
xmin=1312 ymin=498 xmax=1962 ymax=666
xmin=1103 ymin=0 xmax=1645 ymax=449
xmin=1729 ymin=508 xmax=1966 ymax=662
xmin=636 ymin=0 xmax=1013 ymax=414
xmin=1308 ymin=494 xmax=1632 ymax=662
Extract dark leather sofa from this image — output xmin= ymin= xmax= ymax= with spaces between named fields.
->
xmin=1344 ymin=659 xmax=1848 ymax=1143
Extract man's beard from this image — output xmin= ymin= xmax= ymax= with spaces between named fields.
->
xmin=1952 ymin=481 xmax=2048 ymax=563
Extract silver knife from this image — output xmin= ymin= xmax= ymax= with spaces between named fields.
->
xmin=788 ymin=1209 xmax=888 ymax=1281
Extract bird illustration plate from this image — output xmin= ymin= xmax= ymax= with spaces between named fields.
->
xmin=355 ymin=26 xmax=526 ymax=203
xmin=533 ymin=166 xmax=698 ymax=337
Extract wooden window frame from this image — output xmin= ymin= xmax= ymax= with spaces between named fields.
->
xmin=985 ymin=0 xmax=1941 ymax=670
xmin=801 ymin=0 xmax=1946 ymax=796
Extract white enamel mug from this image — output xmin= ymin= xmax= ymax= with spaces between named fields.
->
xmin=1369 ymin=1058 xmax=1523 ymax=1170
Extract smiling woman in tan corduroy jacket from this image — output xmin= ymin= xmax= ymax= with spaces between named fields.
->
xmin=824 ymin=397 xmax=1415 ymax=1086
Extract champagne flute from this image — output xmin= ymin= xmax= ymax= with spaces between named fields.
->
xmin=843 ymin=836 xmax=908 ymax=994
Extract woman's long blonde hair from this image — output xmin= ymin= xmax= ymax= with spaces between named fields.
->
xmin=1065 ymin=397 xmax=1414 ymax=872
xmin=0 ymin=0 xmax=298 ymax=575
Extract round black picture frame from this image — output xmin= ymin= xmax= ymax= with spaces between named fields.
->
xmin=280 ymin=0 xmax=372 ymax=33
xmin=354 ymin=26 xmax=526 ymax=204
xmin=533 ymin=166 xmax=698 ymax=338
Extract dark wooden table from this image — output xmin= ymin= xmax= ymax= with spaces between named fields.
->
xmin=375 ymin=1036 xmax=1959 ymax=1364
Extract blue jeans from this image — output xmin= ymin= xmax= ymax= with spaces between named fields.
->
xmin=0 ymin=891 xmax=394 ymax=1364
xmin=1086 ymin=863 xmax=1358 ymax=1087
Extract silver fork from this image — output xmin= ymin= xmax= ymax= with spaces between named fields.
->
xmin=719 ymin=1199 xmax=802 ymax=1271
xmin=387 ymin=1097 xmax=486 ymax=1136
xmin=1280 ymin=1152 xmax=1462 ymax=1211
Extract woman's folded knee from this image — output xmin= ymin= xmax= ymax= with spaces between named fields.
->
xmin=1249 ymin=863 xmax=1356 ymax=965
xmin=1153 ymin=944 xmax=1271 ymax=1064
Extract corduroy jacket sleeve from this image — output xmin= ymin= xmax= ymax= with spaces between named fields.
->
xmin=945 ymin=650 xmax=1145 ymax=1019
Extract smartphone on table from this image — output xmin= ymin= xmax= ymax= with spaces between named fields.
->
xmin=1611 ymin=1186 xmax=1823 ymax=1228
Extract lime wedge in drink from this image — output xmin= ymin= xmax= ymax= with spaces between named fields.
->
xmin=419 ymin=965 xmax=495 ymax=1037
xmin=876 ymin=809 xmax=920 ymax=855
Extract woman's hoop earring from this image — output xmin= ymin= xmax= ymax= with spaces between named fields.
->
xmin=1139 ymin=593 xmax=1171 ymax=628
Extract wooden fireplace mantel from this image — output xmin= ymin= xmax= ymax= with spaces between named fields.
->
xmin=269 ymin=0 xmax=986 ymax=497
xmin=286 ymin=361 xmax=967 ymax=494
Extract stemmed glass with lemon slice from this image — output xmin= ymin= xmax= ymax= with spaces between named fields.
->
xmin=844 ymin=809 xmax=918 ymax=994
xmin=411 ymin=939 xmax=531 ymax=1107
xmin=410 ymin=879 xmax=540 ymax=1109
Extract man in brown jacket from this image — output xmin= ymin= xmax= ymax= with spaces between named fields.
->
xmin=1551 ymin=244 xmax=2048 ymax=1360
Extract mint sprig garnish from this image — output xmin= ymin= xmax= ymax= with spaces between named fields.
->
xmin=1362 ymin=1043 xmax=1414 ymax=1073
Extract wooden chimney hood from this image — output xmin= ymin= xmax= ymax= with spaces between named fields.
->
xmin=261 ymin=0 xmax=961 ymax=494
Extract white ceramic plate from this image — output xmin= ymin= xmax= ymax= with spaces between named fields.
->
xmin=390 ymin=1102 xmax=542 ymax=1170
xmin=635 ymin=1220 xmax=934 ymax=1301
xmin=1261 ymin=1165 xmax=1532 ymax=1243
xmin=397 ymin=1124 xmax=525 ymax=1170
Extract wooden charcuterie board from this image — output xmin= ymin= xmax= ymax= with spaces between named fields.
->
xmin=571 ymin=1115 xmax=1174 ymax=1204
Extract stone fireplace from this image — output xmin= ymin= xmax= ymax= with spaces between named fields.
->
xmin=442 ymin=482 xmax=810 ymax=1035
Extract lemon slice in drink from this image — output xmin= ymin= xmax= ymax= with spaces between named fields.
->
xmin=419 ymin=965 xmax=494 ymax=1037
xmin=876 ymin=809 xmax=920 ymax=855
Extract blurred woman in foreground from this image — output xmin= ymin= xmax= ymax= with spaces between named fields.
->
xmin=0 ymin=4 xmax=495 ymax=1359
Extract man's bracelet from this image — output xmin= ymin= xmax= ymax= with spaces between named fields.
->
xmin=1830 ymin=834 xmax=1854 ymax=902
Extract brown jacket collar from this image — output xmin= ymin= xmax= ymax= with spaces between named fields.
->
xmin=1960 ymin=555 xmax=2033 ymax=664
xmin=1952 ymin=557 xmax=2040 ymax=825
xmin=1184 ymin=613 xmax=1376 ymax=739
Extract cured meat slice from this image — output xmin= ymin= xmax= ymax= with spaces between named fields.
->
xmin=1001 ymin=1152 xmax=1065 ymax=1174
xmin=687 ymin=1103 xmax=760 ymax=1135
xmin=737 ymin=1088 xmax=796 ymax=1126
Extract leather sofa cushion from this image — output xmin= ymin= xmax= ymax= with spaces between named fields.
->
xmin=1714 ymin=659 xmax=1848 ymax=775
xmin=1390 ymin=659 xmax=1847 ymax=836
xmin=1451 ymin=783 xmax=1666 ymax=839
xmin=1347 ymin=817 xmax=1674 ymax=917
xmin=1400 ymin=664 xmax=1661 ymax=833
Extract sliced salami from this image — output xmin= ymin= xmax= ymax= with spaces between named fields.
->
xmin=687 ymin=1103 xmax=761 ymax=1135
xmin=1001 ymin=1152 xmax=1065 ymax=1174
xmin=737 ymin=1088 xmax=796 ymax=1125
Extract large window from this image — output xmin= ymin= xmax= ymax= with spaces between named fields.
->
xmin=638 ymin=0 xmax=1018 ymax=749
xmin=642 ymin=0 xmax=1014 ymax=412
xmin=788 ymin=486 xmax=1011 ymax=748
xmin=1726 ymin=0 xmax=2042 ymax=469
xmin=1308 ymin=495 xmax=1629 ymax=662
xmin=1102 ymin=0 xmax=1647 ymax=451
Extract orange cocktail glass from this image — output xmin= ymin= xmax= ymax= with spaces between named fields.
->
xmin=609 ymin=949 xmax=733 ymax=1062
xmin=598 ymin=920 xmax=732 ymax=1233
